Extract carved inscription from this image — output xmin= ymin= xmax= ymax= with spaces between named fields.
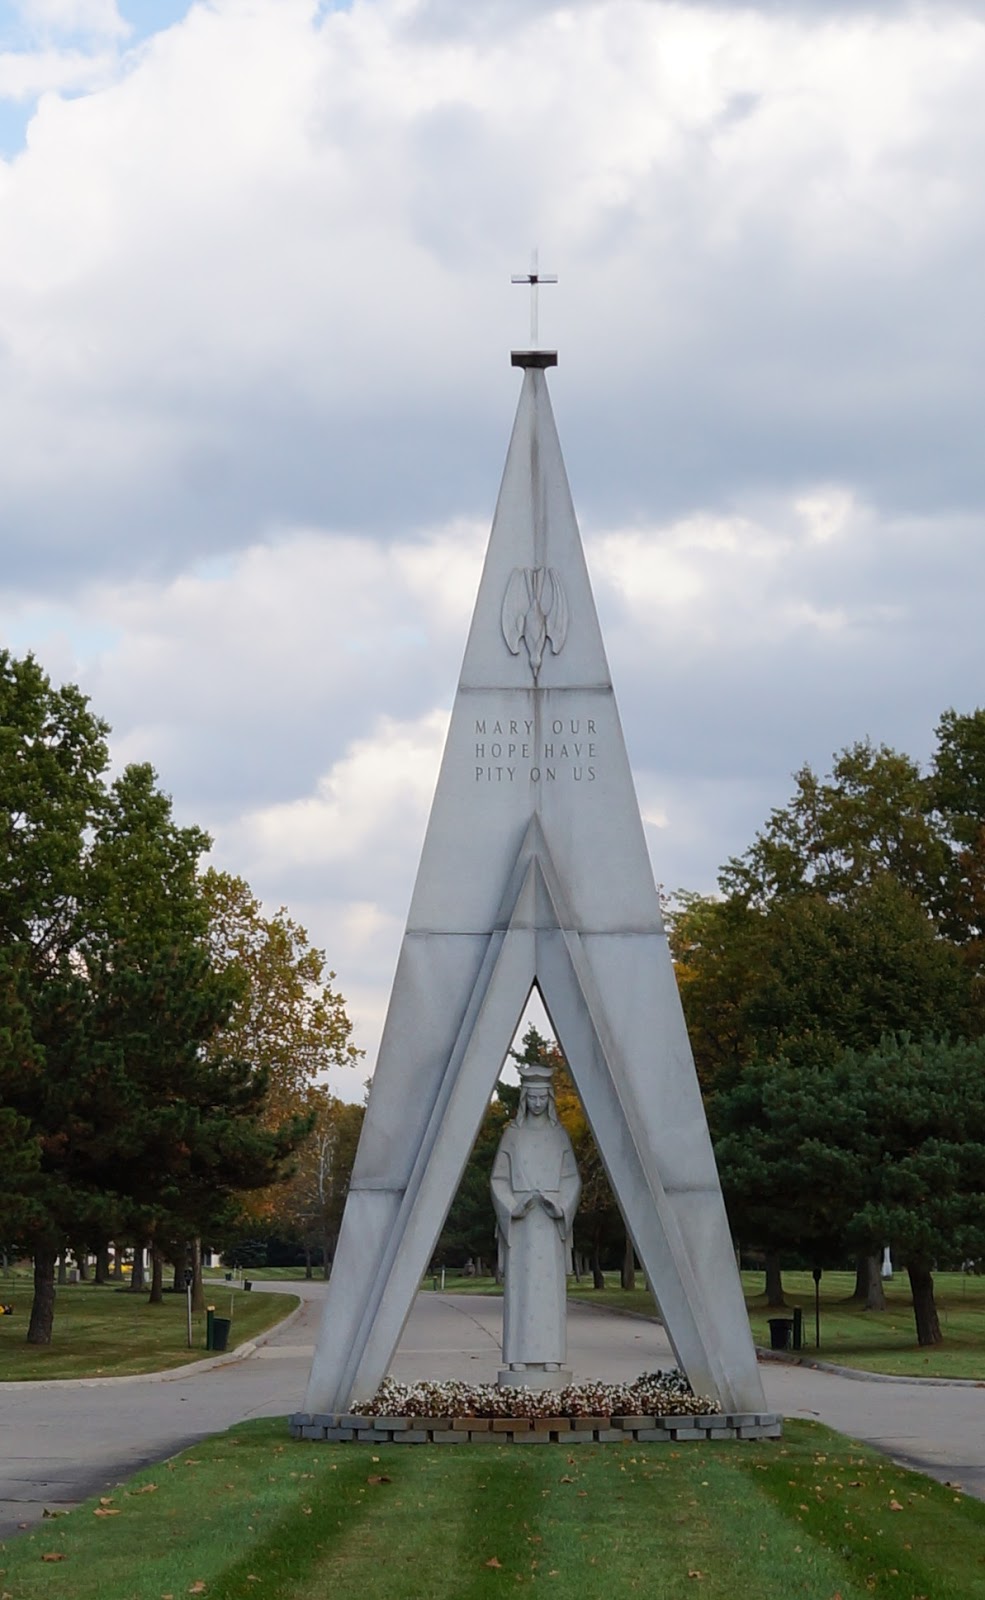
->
xmin=473 ymin=716 xmax=599 ymax=785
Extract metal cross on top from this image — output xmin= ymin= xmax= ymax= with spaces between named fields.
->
xmin=511 ymin=249 xmax=557 ymax=348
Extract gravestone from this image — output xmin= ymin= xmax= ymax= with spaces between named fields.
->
xmin=301 ymin=330 xmax=766 ymax=1417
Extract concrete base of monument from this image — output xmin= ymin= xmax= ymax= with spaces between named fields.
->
xmin=497 ymin=1365 xmax=572 ymax=1391
xmin=288 ymin=1412 xmax=784 ymax=1445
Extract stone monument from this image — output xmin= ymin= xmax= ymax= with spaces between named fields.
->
xmin=300 ymin=280 xmax=767 ymax=1418
xmin=491 ymin=1062 xmax=581 ymax=1389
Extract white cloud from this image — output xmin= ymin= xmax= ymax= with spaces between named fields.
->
xmin=590 ymin=493 xmax=874 ymax=651
xmin=14 ymin=0 xmax=128 ymax=38
xmin=224 ymin=708 xmax=449 ymax=880
xmin=0 ymin=0 xmax=128 ymax=125
xmin=2 ymin=0 xmax=985 ymax=1085
xmin=215 ymin=707 xmax=449 ymax=1074
xmin=0 ymin=1 xmax=983 ymax=587
xmin=6 ymin=469 xmax=982 ymax=1080
xmin=0 ymin=45 xmax=117 ymax=101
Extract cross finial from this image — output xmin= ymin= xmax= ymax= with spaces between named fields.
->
xmin=511 ymin=248 xmax=557 ymax=348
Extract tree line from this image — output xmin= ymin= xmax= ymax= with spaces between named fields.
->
xmin=672 ymin=711 xmax=985 ymax=1344
xmin=0 ymin=650 xmax=360 ymax=1340
xmin=7 ymin=642 xmax=985 ymax=1351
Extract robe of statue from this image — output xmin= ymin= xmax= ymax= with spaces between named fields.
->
xmin=490 ymin=1114 xmax=581 ymax=1369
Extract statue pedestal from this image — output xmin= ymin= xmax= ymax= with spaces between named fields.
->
xmin=497 ymin=1365 xmax=572 ymax=1392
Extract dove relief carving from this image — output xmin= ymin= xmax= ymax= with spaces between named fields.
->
xmin=501 ymin=567 xmax=568 ymax=678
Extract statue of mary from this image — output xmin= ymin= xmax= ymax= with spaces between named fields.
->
xmin=490 ymin=1062 xmax=581 ymax=1389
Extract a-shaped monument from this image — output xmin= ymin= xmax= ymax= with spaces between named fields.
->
xmin=301 ymin=335 xmax=766 ymax=1416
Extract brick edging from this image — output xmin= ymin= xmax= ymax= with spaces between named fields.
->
xmin=288 ymin=1411 xmax=783 ymax=1444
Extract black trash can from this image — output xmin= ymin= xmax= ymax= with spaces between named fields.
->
xmin=243 ymin=1280 xmax=253 ymax=1292
xmin=211 ymin=1316 xmax=232 ymax=1352
xmin=768 ymin=1317 xmax=793 ymax=1351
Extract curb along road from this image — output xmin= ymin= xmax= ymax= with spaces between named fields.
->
xmin=757 ymin=1344 xmax=985 ymax=1388
xmin=0 ymin=1295 xmax=305 ymax=1393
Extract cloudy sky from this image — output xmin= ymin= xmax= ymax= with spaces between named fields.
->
xmin=2 ymin=0 xmax=984 ymax=1092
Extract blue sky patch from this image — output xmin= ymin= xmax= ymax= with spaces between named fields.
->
xmin=1 ymin=610 xmax=122 ymax=663
xmin=0 ymin=98 xmax=32 ymax=160
xmin=117 ymin=0 xmax=194 ymax=45
xmin=0 ymin=0 xmax=195 ymax=158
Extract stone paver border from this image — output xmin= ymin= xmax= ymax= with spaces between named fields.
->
xmin=288 ymin=1411 xmax=783 ymax=1445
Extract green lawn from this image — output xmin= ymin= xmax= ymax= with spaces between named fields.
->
xmin=206 ymin=1265 xmax=328 ymax=1282
xmin=580 ymin=1269 xmax=985 ymax=1379
xmin=0 ymin=1282 xmax=297 ymax=1380
xmin=743 ymin=1269 xmax=985 ymax=1378
xmin=435 ymin=1268 xmax=985 ymax=1379
xmin=1 ymin=1417 xmax=982 ymax=1599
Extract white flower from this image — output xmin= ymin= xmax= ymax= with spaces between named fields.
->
xmin=358 ymin=1371 xmax=720 ymax=1421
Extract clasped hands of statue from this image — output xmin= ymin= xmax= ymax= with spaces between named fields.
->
xmin=511 ymin=1191 xmax=564 ymax=1221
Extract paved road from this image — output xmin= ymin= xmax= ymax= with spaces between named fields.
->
xmin=2 ymin=1284 xmax=984 ymax=1543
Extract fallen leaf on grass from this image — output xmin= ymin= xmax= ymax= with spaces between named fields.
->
xmin=131 ymin=1483 xmax=159 ymax=1495
xmin=889 ymin=1500 xmax=903 ymax=1511
xmin=94 ymin=1507 xmax=121 ymax=1517
xmin=485 ymin=1557 xmax=502 ymax=1569
xmin=687 ymin=1571 xmax=704 ymax=1580
xmin=41 ymin=1553 xmax=67 ymax=1563
xmin=559 ymin=1476 xmax=574 ymax=1484
xmin=367 ymin=1475 xmax=392 ymax=1485
xmin=188 ymin=1584 xmax=207 ymax=1595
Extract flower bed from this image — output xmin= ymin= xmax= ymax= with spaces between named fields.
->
xmin=288 ymin=1371 xmax=783 ymax=1445
xmin=362 ymin=1371 xmax=717 ymax=1420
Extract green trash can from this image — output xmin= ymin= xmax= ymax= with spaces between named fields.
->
xmin=211 ymin=1316 xmax=232 ymax=1352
